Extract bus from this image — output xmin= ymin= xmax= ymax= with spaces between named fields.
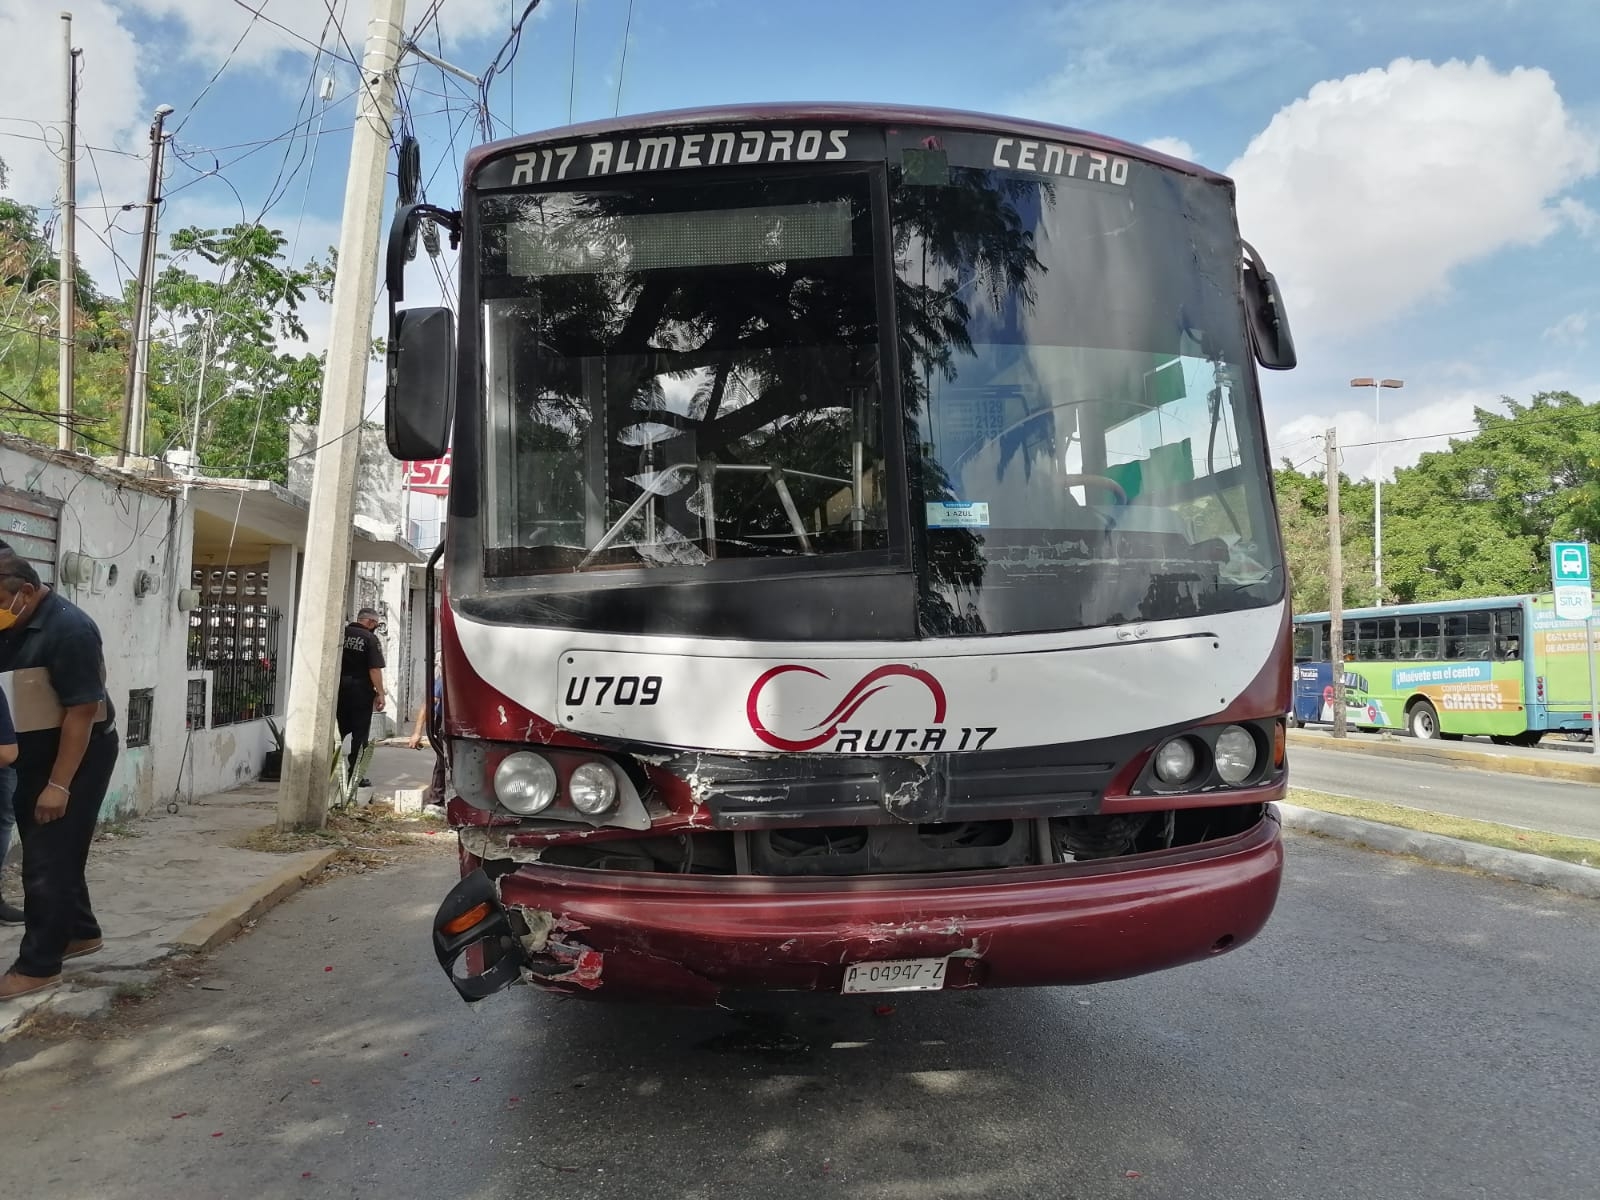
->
xmin=1291 ymin=594 xmax=1598 ymax=744
xmin=383 ymin=103 xmax=1300 ymax=1004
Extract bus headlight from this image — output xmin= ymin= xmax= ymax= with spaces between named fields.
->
xmin=1153 ymin=737 xmax=1198 ymax=784
xmin=568 ymin=762 xmax=619 ymax=815
xmin=1214 ymin=726 xmax=1258 ymax=784
xmin=494 ymin=753 xmax=558 ymax=815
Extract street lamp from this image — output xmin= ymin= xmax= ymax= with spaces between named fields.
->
xmin=1350 ymin=377 xmax=1403 ymax=605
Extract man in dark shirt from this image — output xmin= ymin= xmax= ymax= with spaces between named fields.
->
xmin=337 ymin=608 xmax=387 ymax=787
xmin=0 ymin=548 xmax=119 ymax=1000
xmin=0 ymin=685 xmax=21 ymax=925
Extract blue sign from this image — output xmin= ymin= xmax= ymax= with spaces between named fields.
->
xmin=1392 ymin=662 xmax=1492 ymax=688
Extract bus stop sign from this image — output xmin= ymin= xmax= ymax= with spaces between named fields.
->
xmin=1551 ymin=541 xmax=1592 ymax=620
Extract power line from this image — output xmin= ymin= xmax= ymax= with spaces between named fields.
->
xmin=615 ymin=0 xmax=635 ymax=116
xmin=568 ymin=0 xmax=580 ymax=124
xmin=171 ymin=1 xmax=266 ymax=135
xmin=479 ymin=1 xmax=546 ymax=138
xmin=227 ymin=0 xmax=361 ymax=65
xmin=0 ymin=126 xmax=141 ymax=159
xmin=1338 ymin=406 xmax=1600 ymax=450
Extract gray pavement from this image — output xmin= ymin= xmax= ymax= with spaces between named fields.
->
xmin=2 ymin=837 xmax=1598 ymax=1199
xmin=1292 ymin=722 xmax=1598 ymax=766
xmin=1290 ymin=743 xmax=1600 ymax=840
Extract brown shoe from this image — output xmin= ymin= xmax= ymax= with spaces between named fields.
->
xmin=0 ymin=971 xmax=60 ymax=1000
xmin=63 ymin=937 xmax=103 ymax=960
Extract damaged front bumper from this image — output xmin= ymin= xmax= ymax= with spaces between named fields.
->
xmin=431 ymin=808 xmax=1284 ymax=1004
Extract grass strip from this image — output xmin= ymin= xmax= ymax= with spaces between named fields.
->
xmin=1286 ymin=788 xmax=1600 ymax=869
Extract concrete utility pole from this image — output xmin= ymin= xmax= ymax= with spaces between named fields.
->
xmin=118 ymin=104 xmax=174 ymax=467
xmin=277 ymin=0 xmax=407 ymax=831
xmin=1326 ymin=428 xmax=1346 ymax=739
xmin=57 ymin=13 xmax=79 ymax=453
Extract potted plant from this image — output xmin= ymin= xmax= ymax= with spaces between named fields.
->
xmin=261 ymin=717 xmax=285 ymax=781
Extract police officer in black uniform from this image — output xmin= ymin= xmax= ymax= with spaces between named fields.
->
xmin=0 ymin=546 xmax=119 ymax=1000
xmin=337 ymin=608 xmax=387 ymax=787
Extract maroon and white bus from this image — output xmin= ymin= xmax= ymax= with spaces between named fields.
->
xmin=384 ymin=103 xmax=1298 ymax=1004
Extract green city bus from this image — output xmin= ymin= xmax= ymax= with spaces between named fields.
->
xmin=1291 ymin=594 xmax=1597 ymax=744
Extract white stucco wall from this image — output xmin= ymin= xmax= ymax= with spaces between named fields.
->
xmin=0 ymin=443 xmax=195 ymax=820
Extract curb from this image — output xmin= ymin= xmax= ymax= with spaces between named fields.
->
xmin=1280 ymin=803 xmax=1600 ymax=900
xmin=1287 ymin=729 xmax=1600 ymax=785
xmin=171 ymin=848 xmax=340 ymax=955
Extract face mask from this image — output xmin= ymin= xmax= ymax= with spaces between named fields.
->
xmin=0 ymin=592 xmax=27 ymax=633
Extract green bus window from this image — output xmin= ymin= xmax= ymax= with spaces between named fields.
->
xmin=1376 ymin=617 xmax=1398 ymax=660
xmin=1417 ymin=615 xmax=1441 ymax=659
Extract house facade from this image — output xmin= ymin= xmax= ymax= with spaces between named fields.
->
xmin=0 ymin=430 xmax=421 ymax=822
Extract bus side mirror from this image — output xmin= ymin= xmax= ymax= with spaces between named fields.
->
xmin=1241 ymin=240 xmax=1297 ymax=371
xmin=386 ymin=307 xmax=456 ymax=461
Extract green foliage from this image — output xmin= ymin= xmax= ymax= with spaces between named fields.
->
xmin=1277 ymin=392 xmax=1600 ymax=611
xmin=0 ymin=165 xmax=336 ymax=481
xmin=143 ymin=223 xmax=334 ymax=480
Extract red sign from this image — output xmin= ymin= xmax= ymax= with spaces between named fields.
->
xmin=405 ymin=451 xmax=451 ymax=496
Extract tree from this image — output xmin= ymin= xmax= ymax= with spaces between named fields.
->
xmin=1380 ymin=392 xmax=1600 ymax=602
xmin=142 ymin=224 xmax=334 ymax=481
xmin=1273 ymin=463 xmax=1373 ymax=612
xmin=0 ymin=181 xmax=124 ymax=450
xmin=1274 ymin=392 xmax=1600 ymax=610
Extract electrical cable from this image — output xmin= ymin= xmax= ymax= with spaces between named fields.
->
xmin=171 ymin=1 xmax=266 ymax=135
xmin=615 ymin=0 xmax=635 ymax=116
xmin=568 ymin=0 xmax=580 ymax=124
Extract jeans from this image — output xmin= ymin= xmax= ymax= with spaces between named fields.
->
xmin=10 ymin=729 xmax=119 ymax=978
xmin=0 ymin=764 xmax=15 ymax=884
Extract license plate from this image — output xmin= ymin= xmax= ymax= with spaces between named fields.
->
xmin=842 ymin=957 xmax=949 ymax=994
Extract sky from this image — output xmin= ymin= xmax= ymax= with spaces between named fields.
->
xmin=2 ymin=0 xmax=1599 ymax=486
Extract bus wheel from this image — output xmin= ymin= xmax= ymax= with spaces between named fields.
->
xmin=1490 ymin=736 xmax=1514 ymax=746
xmin=1512 ymin=730 xmax=1544 ymax=748
xmin=1407 ymin=700 xmax=1440 ymax=740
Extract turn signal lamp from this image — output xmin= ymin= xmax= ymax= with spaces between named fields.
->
xmin=440 ymin=901 xmax=492 ymax=937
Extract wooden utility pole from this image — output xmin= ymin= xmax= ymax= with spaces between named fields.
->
xmin=57 ymin=13 xmax=79 ymax=452
xmin=1326 ymin=428 xmax=1346 ymax=739
xmin=277 ymin=0 xmax=408 ymax=830
xmin=118 ymin=104 xmax=173 ymax=467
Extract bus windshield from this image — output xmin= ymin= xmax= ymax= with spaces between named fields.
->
xmin=480 ymin=171 xmax=889 ymax=573
xmin=475 ymin=132 xmax=1282 ymax=637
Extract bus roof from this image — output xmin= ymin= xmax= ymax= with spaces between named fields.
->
xmin=461 ymin=102 xmax=1229 ymax=185
xmin=1295 ymin=595 xmax=1544 ymax=622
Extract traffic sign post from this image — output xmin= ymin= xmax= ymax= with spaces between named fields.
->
xmin=1550 ymin=542 xmax=1597 ymax=755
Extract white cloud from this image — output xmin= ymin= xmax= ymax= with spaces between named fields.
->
xmin=1542 ymin=310 xmax=1591 ymax=347
xmin=1271 ymin=392 xmax=1486 ymax=481
xmin=0 ymin=3 xmax=150 ymax=292
xmin=1142 ymin=136 xmax=1196 ymax=162
xmin=1015 ymin=0 xmax=1300 ymax=125
xmin=1228 ymin=58 xmax=1600 ymax=339
xmin=1557 ymin=196 xmax=1600 ymax=240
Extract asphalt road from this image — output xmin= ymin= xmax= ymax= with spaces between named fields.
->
xmin=4 ymin=841 xmax=1599 ymax=1200
xmin=1289 ymin=743 xmax=1600 ymax=840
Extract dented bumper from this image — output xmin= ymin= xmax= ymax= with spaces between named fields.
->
xmin=433 ymin=808 xmax=1283 ymax=1004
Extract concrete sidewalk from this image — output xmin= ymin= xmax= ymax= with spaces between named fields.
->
xmin=0 ymin=746 xmax=439 ymax=1041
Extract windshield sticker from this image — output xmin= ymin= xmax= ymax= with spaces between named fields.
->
xmin=991 ymin=137 xmax=1130 ymax=187
xmin=499 ymin=128 xmax=853 ymax=186
xmin=926 ymin=501 xmax=990 ymax=529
